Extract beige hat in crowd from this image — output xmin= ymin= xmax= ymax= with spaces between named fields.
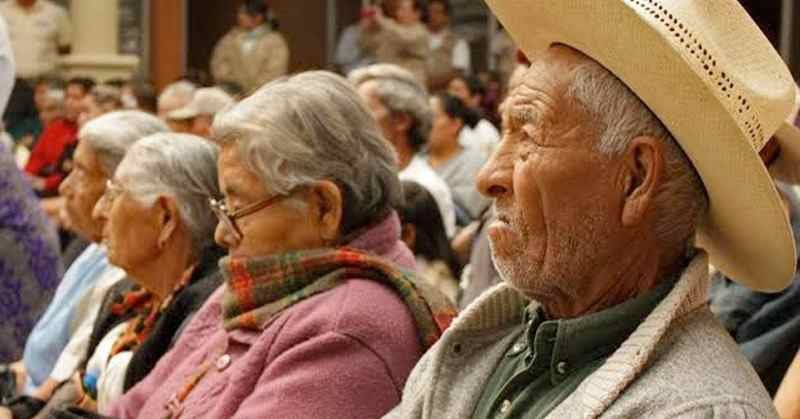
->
xmin=167 ymin=87 xmax=234 ymax=120
xmin=486 ymin=0 xmax=800 ymax=292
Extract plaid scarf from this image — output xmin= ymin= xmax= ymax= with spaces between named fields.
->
xmin=109 ymin=267 xmax=195 ymax=357
xmin=220 ymin=247 xmax=457 ymax=349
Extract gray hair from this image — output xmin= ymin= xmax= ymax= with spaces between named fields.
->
xmin=566 ymin=59 xmax=709 ymax=248
xmin=213 ymin=70 xmax=402 ymax=236
xmin=89 ymin=84 xmax=123 ymax=111
xmin=158 ymin=80 xmax=196 ymax=108
xmin=115 ymin=133 xmax=221 ymax=257
xmin=348 ymin=64 xmax=432 ymax=152
xmin=79 ymin=111 xmax=170 ymax=176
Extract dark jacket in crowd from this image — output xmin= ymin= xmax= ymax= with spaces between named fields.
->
xmin=710 ymin=182 xmax=800 ymax=395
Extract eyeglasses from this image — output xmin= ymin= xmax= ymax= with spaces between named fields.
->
xmin=209 ymin=194 xmax=289 ymax=242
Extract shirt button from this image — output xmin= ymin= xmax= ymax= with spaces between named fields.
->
xmin=556 ymin=361 xmax=568 ymax=375
xmin=511 ymin=342 xmax=524 ymax=353
xmin=216 ymin=354 xmax=232 ymax=371
xmin=500 ymin=399 xmax=512 ymax=414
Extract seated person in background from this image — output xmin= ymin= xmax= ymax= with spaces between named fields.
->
xmin=426 ymin=92 xmax=492 ymax=222
xmin=0 ymin=111 xmax=168 ymax=409
xmin=29 ymin=133 xmax=225 ymax=416
xmin=711 ymin=182 xmax=800 ymax=396
xmin=156 ymin=80 xmax=196 ymax=130
xmin=108 ymin=71 xmax=455 ymax=419
xmin=166 ymin=87 xmax=234 ymax=138
xmin=4 ymin=79 xmax=39 ymax=148
xmin=349 ymin=63 xmax=457 ymax=238
xmin=448 ymin=74 xmax=501 ymax=156
xmin=425 ymin=0 xmax=471 ymax=93
xmin=398 ymin=180 xmax=462 ymax=303
xmin=210 ymin=0 xmax=289 ymax=94
xmin=24 ymin=77 xmax=94 ymax=197
xmin=0 ymin=136 xmax=63 ymax=364
xmin=359 ymin=0 xmax=429 ymax=86
xmin=78 ymin=85 xmax=123 ymax=127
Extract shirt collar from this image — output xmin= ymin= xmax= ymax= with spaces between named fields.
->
xmin=517 ymin=278 xmax=676 ymax=385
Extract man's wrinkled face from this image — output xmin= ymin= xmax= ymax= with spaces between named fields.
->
xmin=476 ymin=46 xmax=624 ymax=304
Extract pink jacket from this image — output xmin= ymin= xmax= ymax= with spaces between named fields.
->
xmin=108 ymin=214 xmax=422 ymax=418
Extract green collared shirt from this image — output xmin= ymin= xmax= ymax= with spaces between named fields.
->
xmin=472 ymin=279 xmax=675 ymax=419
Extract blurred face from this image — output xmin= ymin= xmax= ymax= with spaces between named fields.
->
xmin=167 ymin=118 xmax=193 ymax=133
xmin=34 ymin=84 xmax=50 ymax=112
xmin=65 ymin=84 xmax=88 ymax=122
xmin=427 ymin=2 xmax=449 ymax=31
xmin=214 ymin=144 xmax=324 ymax=259
xmin=237 ymin=10 xmax=264 ymax=30
xmin=58 ymin=141 xmax=108 ymax=242
xmin=190 ymin=115 xmax=213 ymax=138
xmin=395 ymin=0 xmax=420 ymax=25
xmin=357 ymin=81 xmax=404 ymax=150
xmin=92 ymin=178 xmax=163 ymax=275
xmin=79 ymin=95 xmax=104 ymax=127
xmin=39 ymin=99 xmax=64 ymax=126
xmin=476 ymin=46 xmax=624 ymax=303
xmin=447 ymin=78 xmax=471 ymax=105
xmin=428 ymin=97 xmax=461 ymax=150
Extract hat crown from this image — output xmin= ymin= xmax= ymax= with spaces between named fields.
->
xmin=627 ymin=0 xmax=795 ymax=151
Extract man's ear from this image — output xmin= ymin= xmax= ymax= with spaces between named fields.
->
xmin=156 ymin=196 xmax=181 ymax=250
xmin=620 ymin=136 xmax=664 ymax=227
xmin=309 ymin=180 xmax=343 ymax=243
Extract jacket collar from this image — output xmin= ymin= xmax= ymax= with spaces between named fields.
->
xmin=455 ymin=251 xmax=710 ymax=417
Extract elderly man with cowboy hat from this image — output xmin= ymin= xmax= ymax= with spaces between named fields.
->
xmin=386 ymin=0 xmax=800 ymax=418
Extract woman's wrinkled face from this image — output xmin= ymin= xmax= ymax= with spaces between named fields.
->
xmin=93 ymin=179 xmax=162 ymax=273
xmin=58 ymin=141 xmax=108 ymax=242
xmin=214 ymin=144 xmax=325 ymax=259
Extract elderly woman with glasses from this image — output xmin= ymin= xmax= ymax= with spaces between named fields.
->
xmin=107 ymin=71 xmax=455 ymax=419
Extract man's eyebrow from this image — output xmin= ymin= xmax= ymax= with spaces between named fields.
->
xmin=507 ymin=104 xmax=539 ymax=129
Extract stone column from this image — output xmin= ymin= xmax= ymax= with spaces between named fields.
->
xmin=59 ymin=0 xmax=139 ymax=81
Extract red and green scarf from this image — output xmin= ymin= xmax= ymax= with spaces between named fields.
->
xmin=220 ymin=247 xmax=457 ymax=349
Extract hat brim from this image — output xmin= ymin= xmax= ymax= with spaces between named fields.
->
xmin=167 ymin=107 xmax=198 ymax=121
xmin=487 ymin=0 xmax=796 ymax=291
xmin=770 ymin=122 xmax=800 ymax=185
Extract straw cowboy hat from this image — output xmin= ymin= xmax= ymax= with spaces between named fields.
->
xmin=486 ymin=0 xmax=800 ymax=292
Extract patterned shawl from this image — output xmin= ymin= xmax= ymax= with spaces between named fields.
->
xmin=220 ymin=247 xmax=457 ymax=349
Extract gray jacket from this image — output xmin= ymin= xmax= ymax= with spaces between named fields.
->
xmin=386 ymin=252 xmax=778 ymax=418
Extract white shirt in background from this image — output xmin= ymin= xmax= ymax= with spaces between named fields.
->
xmin=399 ymin=155 xmax=457 ymax=238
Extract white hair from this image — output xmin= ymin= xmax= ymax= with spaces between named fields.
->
xmin=348 ymin=64 xmax=433 ymax=152
xmin=158 ymin=80 xmax=196 ymax=108
xmin=566 ymin=59 xmax=709 ymax=247
xmin=115 ymin=133 xmax=221 ymax=257
xmin=212 ymin=71 xmax=401 ymax=235
xmin=79 ymin=111 xmax=169 ymax=176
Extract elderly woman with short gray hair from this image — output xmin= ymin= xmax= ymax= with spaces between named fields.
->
xmin=31 ymin=133 xmax=226 ymax=418
xmin=108 ymin=71 xmax=455 ymax=419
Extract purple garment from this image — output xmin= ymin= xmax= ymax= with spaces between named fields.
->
xmin=0 ymin=141 xmax=62 ymax=362
xmin=109 ymin=212 xmax=423 ymax=419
